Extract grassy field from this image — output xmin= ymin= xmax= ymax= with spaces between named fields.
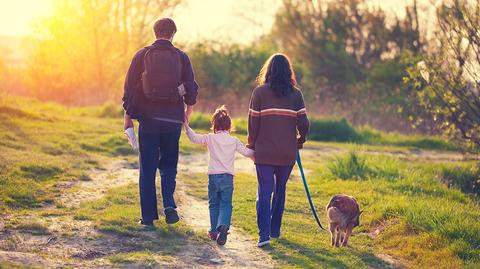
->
xmin=0 ymin=95 xmax=479 ymax=268
xmin=182 ymin=152 xmax=480 ymax=268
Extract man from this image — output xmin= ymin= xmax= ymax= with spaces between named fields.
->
xmin=122 ymin=18 xmax=198 ymax=226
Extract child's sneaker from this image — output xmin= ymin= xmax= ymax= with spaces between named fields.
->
xmin=208 ymin=232 xmax=218 ymax=240
xmin=216 ymin=225 xmax=228 ymax=246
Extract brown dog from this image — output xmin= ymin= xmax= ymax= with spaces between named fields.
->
xmin=326 ymin=194 xmax=362 ymax=247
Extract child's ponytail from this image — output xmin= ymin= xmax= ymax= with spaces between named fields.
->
xmin=211 ymin=105 xmax=232 ymax=133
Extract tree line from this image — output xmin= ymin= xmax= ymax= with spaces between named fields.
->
xmin=0 ymin=0 xmax=478 ymax=149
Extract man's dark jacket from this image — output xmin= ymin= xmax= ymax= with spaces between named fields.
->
xmin=122 ymin=40 xmax=198 ymax=133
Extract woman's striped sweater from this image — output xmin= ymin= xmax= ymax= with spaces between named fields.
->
xmin=247 ymin=84 xmax=310 ymax=166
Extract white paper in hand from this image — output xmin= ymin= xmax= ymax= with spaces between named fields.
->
xmin=178 ymin=83 xmax=186 ymax=96
xmin=124 ymin=127 xmax=138 ymax=151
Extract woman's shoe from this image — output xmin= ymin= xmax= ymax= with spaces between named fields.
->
xmin=216 ymin=225 xmax=228 ymax=245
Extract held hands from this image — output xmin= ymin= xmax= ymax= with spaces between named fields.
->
xmin=184 ymin=105 xmax=193 ymax=123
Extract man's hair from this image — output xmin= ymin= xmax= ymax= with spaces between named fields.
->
xmin=211 ymin=105 xmax=232 ymax=133
xmin=153 ymin=18 xmax=177 ymax=39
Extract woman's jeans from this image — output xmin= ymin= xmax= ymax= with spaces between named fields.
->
xmin=208 ymin=173 xmax=234 ymax=233
xmin=256 ymin=164 xmax=294 ymax=242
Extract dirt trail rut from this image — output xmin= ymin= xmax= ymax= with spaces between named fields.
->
xmin=0 ymin=155 xmax=276 ymax=268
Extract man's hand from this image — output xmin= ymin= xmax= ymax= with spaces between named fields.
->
xmin=184 ymin=105 xmax=193 ymax=123
xmin=124 ymin=112 xmax=134 ymax=131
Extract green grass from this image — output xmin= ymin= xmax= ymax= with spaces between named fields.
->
xmin=327 ymin=152 xmax=404 ymax=181
xmin=16 ymin=221 xmax=50 ymax=235
xmin=1 ymin=95 xmax=478 ymax=268
xmin=0 ymin=261 xmax=40 ymax=269
xmin=74 ymin=183 xmax=194 ymax=239
xmin=182 ymin=150 xmax=480 ymax=268
xmin=438 ymin=163 xmax=479 ymax=199
xmin=0 ymin=96 xmax=204 ymax=211
xmin=73 ymin=183 xmax=206 ymax=266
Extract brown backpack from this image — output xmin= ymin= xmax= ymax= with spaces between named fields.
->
xmin=141 ymin=46 xmax=182 ymax=103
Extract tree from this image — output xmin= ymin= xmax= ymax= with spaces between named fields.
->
xmin=407 ymin=0 xmax=480 ymax=148
xmin=270 ymin=0 xmax=425 ymax=131
xmin=26 ymin=0 xmax=180 ymax=104
xmin=272 ymin=0 xmax=393 ymax=90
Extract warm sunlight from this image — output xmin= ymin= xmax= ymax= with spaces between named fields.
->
xmin=1 ymin=0 xmax=479 ymax=268
xmin=0 ymin=0 xmax=53 ymax=36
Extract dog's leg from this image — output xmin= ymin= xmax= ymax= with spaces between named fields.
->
xmin=342 ymin=225 xmax=353 ymax=247
xmin=329 ymin=223 xmax=336 ymax=246
xmin=339 ymin=230 xmax=345 ymax=247
xmin=334 ymin=226 xmax=341 ymax=247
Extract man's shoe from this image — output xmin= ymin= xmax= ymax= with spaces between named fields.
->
xmin=258 ymin=239 xmax=270 ymax=248
xmin=164 ymin=208 xmax=179 ymax=224
xmin=138 ymin=219 xmax=154 ymax=229
xmin=270 ymin=234 xmax=280 ymax=239
xmin=216 ymin=225 xmax=228 ymax=246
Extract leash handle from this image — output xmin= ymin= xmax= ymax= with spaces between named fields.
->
xmin=297 ymin=150 xmax=325 ymax=230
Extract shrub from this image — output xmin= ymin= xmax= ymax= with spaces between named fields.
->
xmin=99 ymin=102 xmax=123 ymax=118
xmin=309 ymin=118 xmax=360 ymax=142
xmin=188 ymin=113 xmax=211 ymax=130
xmin=233 ymin=117 xmax=248 ymax=135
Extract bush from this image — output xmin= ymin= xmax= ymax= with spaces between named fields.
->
xmin=233 ymin=117 xmax=248 ymax=135
xmin=309 ymin=118 xmax=360 ymax=142
xmin=188 ymin=113 xmax=211 ymax=130
xmin=99 ymin=102 xmax=123 ymax=118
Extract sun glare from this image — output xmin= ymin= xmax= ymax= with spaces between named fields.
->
xmin=0 ymin=0 xmax=53 ymax=37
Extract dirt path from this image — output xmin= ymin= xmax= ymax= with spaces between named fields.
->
xmin=177 ymin=154 xmax=276 ymax=268
xmin=0 ymin=156 xmax=276 ymax=268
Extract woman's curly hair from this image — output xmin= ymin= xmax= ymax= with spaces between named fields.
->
xmin=211 ymin=105 xmax=232 ymax=133
xmin=256 ymin=53 xmax=297 ymax=97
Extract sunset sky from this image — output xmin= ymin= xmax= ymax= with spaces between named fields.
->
xmin=0 ymin=0 xmax=432 ymax=43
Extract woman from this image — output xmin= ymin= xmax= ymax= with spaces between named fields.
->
xmin=247 ymin=53 xmax=310 ymax=247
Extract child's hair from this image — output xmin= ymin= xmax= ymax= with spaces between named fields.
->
xmin=211 ymin=105 xmax=232 ymax=133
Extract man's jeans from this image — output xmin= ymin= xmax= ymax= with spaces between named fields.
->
xmin=138 ymin=126 xmax=181 ymax=222
xmin=255 ymin=164 xmax=294 ymax=242
xmin=208 ymin=173 xmax=234 ymax=233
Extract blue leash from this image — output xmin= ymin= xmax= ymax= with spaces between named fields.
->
xmin=296 ymin=150 xmax=325 ymax=230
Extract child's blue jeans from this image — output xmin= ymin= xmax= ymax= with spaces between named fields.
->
xmin=208 ymin=173 xmax=234 ymax=233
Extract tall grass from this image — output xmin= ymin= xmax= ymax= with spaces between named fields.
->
xmin=327 ymin=152 xmax=404 ymax=180
xmin=439 ymin=163 xmax=479 ymax=199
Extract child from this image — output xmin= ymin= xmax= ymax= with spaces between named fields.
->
xmin=184 ymin=105 xmax=254 ymax=245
